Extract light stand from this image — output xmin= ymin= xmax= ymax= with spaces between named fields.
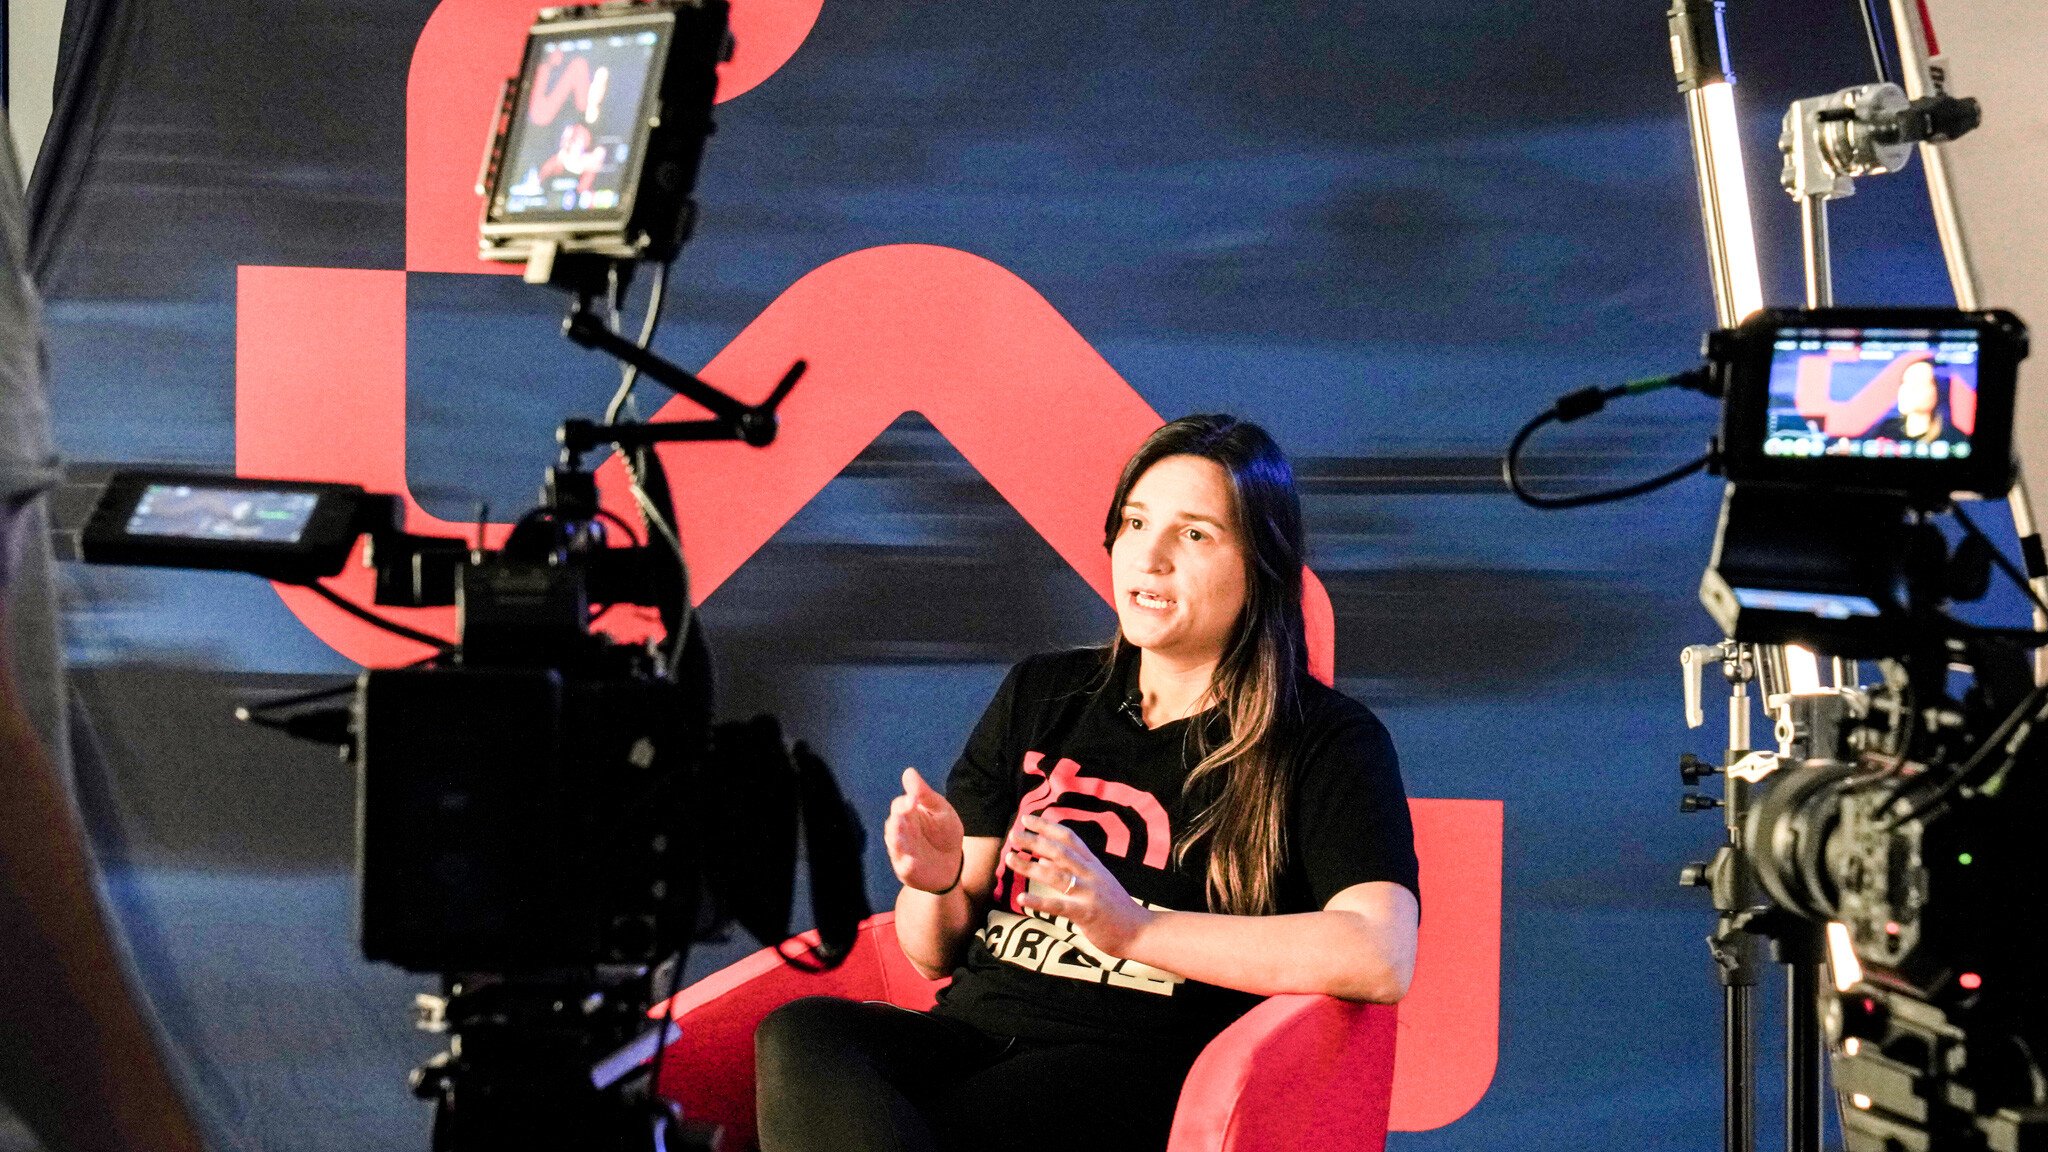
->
xmin=1680 ymin=641 xmax=1761 ymax=1152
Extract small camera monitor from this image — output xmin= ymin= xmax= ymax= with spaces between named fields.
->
xmin=81 ymin=473 xmax=395 ymax=584
xmin=479 ymin=1 xmax=729 ymax=266
xmin=1713 ymin=308 xmax=2028 ymax=505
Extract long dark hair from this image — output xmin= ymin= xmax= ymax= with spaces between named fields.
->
xmin=1101 ymin=414 xmax=1307 ymax=915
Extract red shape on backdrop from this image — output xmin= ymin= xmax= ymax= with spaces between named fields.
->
xmin=232 ymin=0 xmax=1500 ymax=1131
xmin=1393 ymin=798 xmax=1502 ymax=1131
xmin=236 ymin=249 xmax=1340 ymax=680
xmin=406 ymin=0 xmax=825 ymax=275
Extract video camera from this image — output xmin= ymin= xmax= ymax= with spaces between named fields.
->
xmin=79 ymin=5 xmax=867 ymax=1149
xmin=1506 ymin=303 xmax=2045 ymax=1151
xmin=1697 ymin=307 xmax=2046 ymax=1152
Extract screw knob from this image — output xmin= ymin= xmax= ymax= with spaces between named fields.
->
xmin=1681 ymin=792 xmax=1722 ymax=813
xmin=1680 ymin=752 xmax=1720 ymax=785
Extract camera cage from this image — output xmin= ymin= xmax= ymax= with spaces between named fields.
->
xmin=477 ymin=0 xmax=730 ymax=267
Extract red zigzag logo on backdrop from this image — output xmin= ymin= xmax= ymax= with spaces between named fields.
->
xmin=232 ymin=0 xmax=1501 ymax=1130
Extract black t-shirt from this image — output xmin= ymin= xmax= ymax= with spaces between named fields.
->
xmin=933 ymin=646 xmax=1418 ymax=1051
xmin=1869 ymin=413 xmax=1968 ymax=446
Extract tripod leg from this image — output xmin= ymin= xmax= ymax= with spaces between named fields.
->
xmin=1727 ymin=984 xmax=1756 ymax=1152
xmin=1787 ymin=961 xmax=1825 ymax=1152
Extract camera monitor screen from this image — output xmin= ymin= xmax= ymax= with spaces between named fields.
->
xmin=1760 ymin=326 xmax=1983 ymax=466
xmin=1716 ymin=308 xmax=2024 ymax=503
xmin=493 ymin=20 xmax=668 ymax=222
xmin=127 ymin=483 xmax=322 ymax=544
xmin=82 ymin=472 xmax=385 ymax=584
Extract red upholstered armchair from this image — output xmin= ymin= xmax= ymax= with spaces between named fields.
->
xmin=647 ymin=798 xmax=1503 ymax=1150
xmin=648 ymin=911 xmax=1400 ymax=1152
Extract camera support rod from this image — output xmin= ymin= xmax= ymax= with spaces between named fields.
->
xmin=562 ymin=303 xmax=807 ymax=451
xmin=557 ymin=356 xmax=807 ymax=461
xmin=1888 ymin=0 xmax=1976 ymax=311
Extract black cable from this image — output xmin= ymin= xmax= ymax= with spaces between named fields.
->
xmin=1887 ymin=676 xmax=2048 ymax=825
xmin=1942 ymin=622 xmax=2048 ymax=646
xmin=1501 ymin=369 xmax=1716 ymax=509
xmin=236 ymin=680 xmax=354 ymax=718
xmin=585 ymin=257 xmax=691 ymax=672
xmin=606 ymin=261 xmax=671 ymax=426
xmin=306 ymin=581 xmax=455 ymax=652
xmin=1951 ymin=502 xmax=2048 ymax=618
xmin=609 ymin=260 xmax=693 ymax=675
xmin=595 ymin=507 xmax=643 ymax=548
xmin=1855 ymin=0 xmax=1901 ymax=86
xmin=240 ymin=649 xmax=440 ymax=716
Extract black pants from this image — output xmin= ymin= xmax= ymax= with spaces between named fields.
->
xmin=754 ymin=997 xmax=1200 ymax=1152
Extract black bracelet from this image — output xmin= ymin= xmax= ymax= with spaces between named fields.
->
xmin=922 ymin=853 xmax=966 ymax=897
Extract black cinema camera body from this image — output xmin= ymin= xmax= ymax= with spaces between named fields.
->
xmin=81 ymin=460 xmax=847 ymax=1149
xmin=84 ymin=472 xmax=722 ymax=974
xmin=1701 ymin=307 xmax=2048 ymax=1151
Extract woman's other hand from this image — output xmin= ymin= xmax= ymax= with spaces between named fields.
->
xmin=1006 ymin=813 xmax=1156 ymax=957
xmin=885 ymin=767 xmax=966 ymax=894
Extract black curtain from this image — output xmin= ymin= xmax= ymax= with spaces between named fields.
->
xmin=26 ymin=0 xmax=144 ymax=283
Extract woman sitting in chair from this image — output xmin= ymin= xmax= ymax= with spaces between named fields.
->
xmin=756 ymin=414 xmax=1421 ymax=1152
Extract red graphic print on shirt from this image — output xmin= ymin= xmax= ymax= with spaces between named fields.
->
xmin=996 ymin=751 xmax=1173 ymax=913
xmin=980 ymin=751 xmax=1186 ymax=996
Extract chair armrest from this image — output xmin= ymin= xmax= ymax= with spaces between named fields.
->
xmin=652 ymin=922 xmax=896 ymax=1149
xmin=1166 ymin=994 xmax=1399 ymax=1152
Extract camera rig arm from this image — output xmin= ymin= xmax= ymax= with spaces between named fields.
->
xmin=559 ymin=297 xmax=807 ymax=457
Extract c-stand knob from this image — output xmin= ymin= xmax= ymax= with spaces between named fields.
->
xmin=409 ymin=1051 xmax=454 ymax=1101
xmin=1680 ymin=792 xmax=1721 ymax=813
xmin=1679 ymin=752 xmax=1720 ymax=784
xmin=1679 ymin=862 xmax=1710 ymax=887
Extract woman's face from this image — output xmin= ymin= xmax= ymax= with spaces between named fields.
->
xmin=1110 ymin=454 xmax=1251 ymax=669
xmin=1898 ymin=362 xmax=1940 ymax=419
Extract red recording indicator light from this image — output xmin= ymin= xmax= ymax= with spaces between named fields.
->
xmin=1959 ymin=972 xmax=1983 ymax=991
xmin=1884 ymin=921 xmax=1902 ymax=936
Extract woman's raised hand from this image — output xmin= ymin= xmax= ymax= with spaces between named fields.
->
xmin=885 ymin=767 xmax=966 ymax=894
xmin=1007 ymin=813 xmax=1155 ymax=957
